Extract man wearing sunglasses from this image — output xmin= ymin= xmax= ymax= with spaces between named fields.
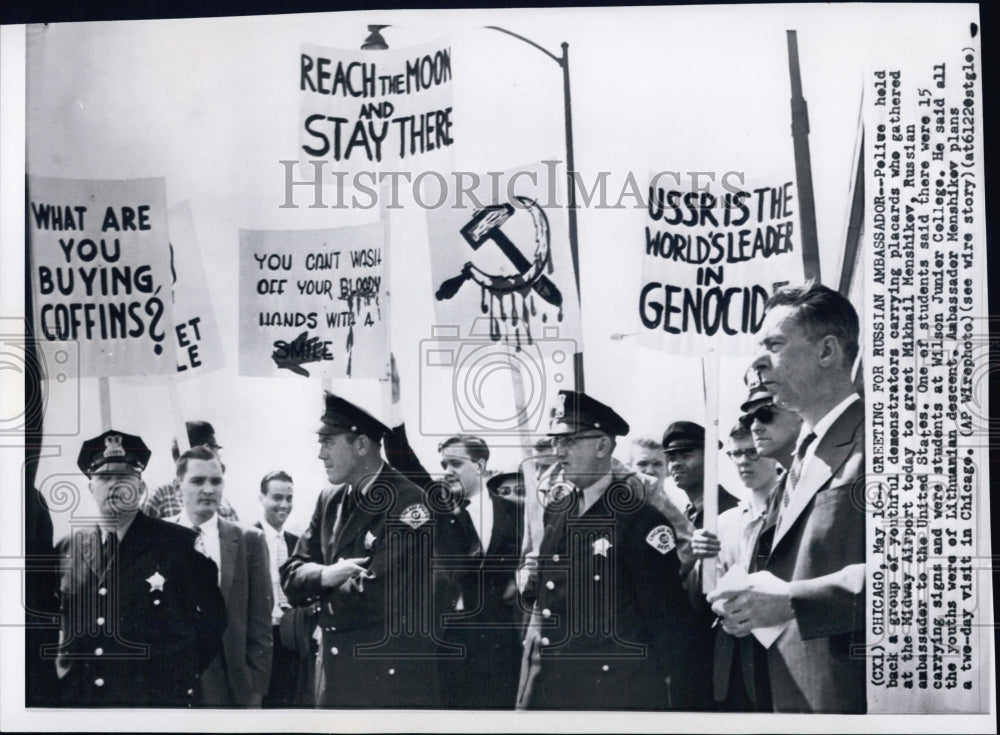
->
xmin=738 ymin=378 xmax=802 ymax=471
xmin=708 ymin=282 xmax=865 ymax=714
xmin=517 ymin=390 xmax=709 ymax=710
xmin=691 ymin=424 xmax=782 ymax=710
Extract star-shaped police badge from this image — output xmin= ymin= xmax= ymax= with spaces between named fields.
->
xmin=146 ymin=571 xmax=166 ymax=592
xmin=592 ymin=537 xmax=612 ymax=557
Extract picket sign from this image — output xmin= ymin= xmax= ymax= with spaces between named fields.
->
xmin=701 ymin=353 xmax=720 ymax=593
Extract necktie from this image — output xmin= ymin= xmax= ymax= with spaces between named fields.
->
xmin=685 ymin=502 xmax=698 ymax=525
xmin=776 ymin=431 xmax=817 ymax=535
xmin=783 ymin=432 xmax=817 ymax=508
xmin=193 ymin=526 xmax=208 ymax=557
xmin=101 ymin=530 xmax=118 ymax=573
xmin=332 ymin=487 xmax=355 ymax=549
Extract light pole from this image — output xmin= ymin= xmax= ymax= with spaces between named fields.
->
xmin=486 ymin=26 xmax=585 ymax=393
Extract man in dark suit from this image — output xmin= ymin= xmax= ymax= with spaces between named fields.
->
xmin=172 ymin=446 xmax=273 ymax=707
xmin=281 ymin=392 xmax=439 ymax=708
xmin=255 ymin=470 xmax=316 ymax=707
xmin=517 ymin=391 xmax=710 ymax=711
xmin=56 ymin=430 xmax=226 ymax=707
xmin=662 ymin=421 xmax=741 ymax=527
xmin=432 ymin=436 xmax=524 ymax=709
xmin=709 ymin=282 xmax=866 ymax=713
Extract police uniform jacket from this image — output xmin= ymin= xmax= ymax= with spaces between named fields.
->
xmin=520 ymin=468 xmax=712 ymax=710
xmin=56 ymin=512 xmax=227 ymax=707
xmin=281 ymin=464 xmax=439 ymax=708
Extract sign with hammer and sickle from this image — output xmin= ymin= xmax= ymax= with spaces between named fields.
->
xmin=435 ymin=196 xmax=563 ymax=348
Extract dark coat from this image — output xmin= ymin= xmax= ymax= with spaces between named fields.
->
xmin=757 ymin=398 xmax=866 ymax=713
xmin=255 ymin=523 xmax=319 ymax=708
xmin=55 ymin=512 xmax=227 ymax=707
xmin=198 ymin=519 xmax=273 ymax=706
xmin=433 ymin=490 xmax=524 ymax=709
xmin=281 ymin=464 xmax=439 ymax=708
xmin=518 ymin=469 xmax=712 ymax=711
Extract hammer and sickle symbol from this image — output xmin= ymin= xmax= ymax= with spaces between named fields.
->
xmin=435 ymin=196 xmax=562 ymax=308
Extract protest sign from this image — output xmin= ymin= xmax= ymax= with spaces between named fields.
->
xmin=166 ymin=202 xmax=225 ymax=377
xmin=426 ymin=160 xmax=581 ymax=349
xmin=27 ymin=176 xmax=175 ymax=377
xmin=637 ymin=173 xmax=805 ymax=356
xmin=238 ymin=222 xmax=388 ymax=379
xmin=299 ymin=39 xmax=453 ymax=173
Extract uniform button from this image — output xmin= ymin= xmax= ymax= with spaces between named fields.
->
xmin=153 ymin=599 xmax=161 ymax=606
xmin=545 ymin=581 xmax=555 ymax=590
xmin=94 ymin=678 xmax=105 ymax=687
xmin=330 ymin=626 xmax=336 ymax=632
xmin=96 ymin=617 xmax=105 ymax=625
xmin=602 ymin=665 xmax=610 ymax=672
xmin=542 ymin=608 xmax=551 ymax=618
xmin=187 ymin=689 xmax=194 ymax=696
xmin=94 ymin=648 xmax=103 ymax=656
xmin=330 ymin=647 xmax=339 ymax=655
xmin=552 ymin=554 xmax=560 ymax=562
xmin=594 ymin=574 xmax=601 ymax=582
xmin=540 ymin=637 xmax=550 ymax=646
xmin=388 ymin=668 xmax=395 ymax=675
xmin=98 ymin=587 xmax=107 ymax=596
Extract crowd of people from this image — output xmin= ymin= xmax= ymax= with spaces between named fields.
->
xmin=47 ymin=281 xmax=866 ymax=712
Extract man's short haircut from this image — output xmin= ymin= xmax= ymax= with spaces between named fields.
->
xmin=631 ymin=436 xmax=664 ymax=452
xmin=176 ymin=445 xmax=225 ymax=478
xmin=260 ymin=470 xmax=293 ymax=495
xmin=765 ymin=281 xmax=860 ymax=367
xmin=438 ymin=434 xmax=490 ymax=464
xmin=729 ymin=423 xmax=752 ymax=440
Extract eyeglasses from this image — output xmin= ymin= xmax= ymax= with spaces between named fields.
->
xmin=726 ymin=448 xmax=760 ymax=461
xmin=550 ymin=432 xmax=604 ymax=448
xmin=739 ymin=405 xmax=776 ymax=429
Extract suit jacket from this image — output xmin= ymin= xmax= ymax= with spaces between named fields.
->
xmin=518 ymin=467 xmax=712 ymax=711
xmin=55 ymin=512 xmax=227 ymax=707
xmin=433 ymin=490 xmax=524 ymax=708
xmin=281 ymin=464 xmax=439 ymax=708
xmin=199 ymin=518 xmax=274 ymax=706
xmin=759 ymin=398 xmax=866 ymax=713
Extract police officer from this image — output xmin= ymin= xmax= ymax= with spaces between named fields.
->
xmin=517 ymin=391 xmax=711 ymax=710
xmin=281 ymin=393 xmax=439 ymax=708
xmin=56 ymin=430 xmax=227 ymax=707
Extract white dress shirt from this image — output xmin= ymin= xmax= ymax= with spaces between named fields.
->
xmin=466 ymin=487 xmax=494 ymax=553
xmin=174 ymin=512 xmax=222 ymax=585
xmin=798 ymin=393 xmax=861 ymax=479
xmin=260 ymin=520 xmax=291 ymax=624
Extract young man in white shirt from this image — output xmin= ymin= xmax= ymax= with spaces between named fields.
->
xmin=172 ymin=446 xmax=273 ymax=707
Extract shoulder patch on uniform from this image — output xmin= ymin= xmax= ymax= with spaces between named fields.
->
xmin=645 ymin=525 xmax=676 ymax=555
xmin=400 ymin=503 xmax=430 ymax=528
